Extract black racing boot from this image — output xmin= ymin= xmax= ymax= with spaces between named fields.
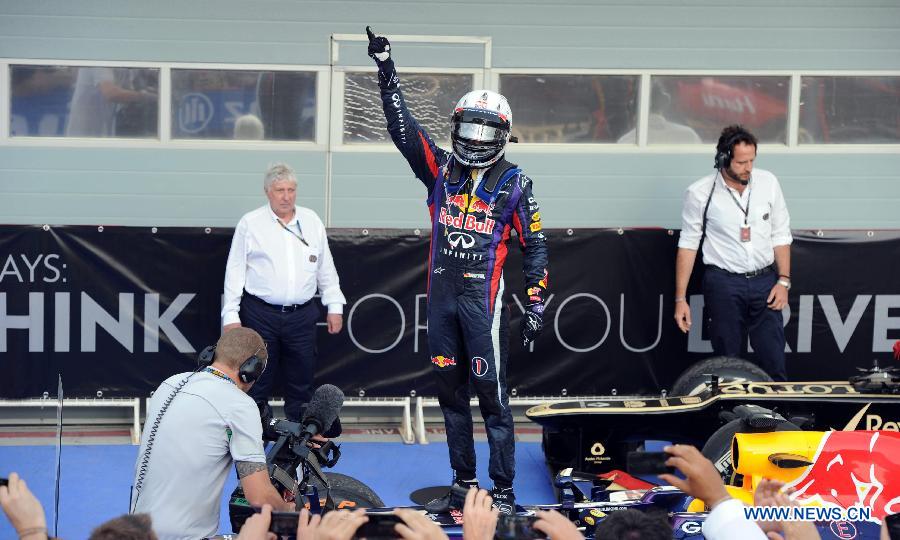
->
xmin=424 ymin=477 xmax=478 ymax=513
xmin=490 ymin=486 xmax=516 ymax=515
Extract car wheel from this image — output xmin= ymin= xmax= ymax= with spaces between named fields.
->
xmin=308 ymin=472 xmax=385 ymax=509
xmin=701 ymin=418 xmax=801 ymax=483
xmin=671 ymin=356 xmax=773 ymax=397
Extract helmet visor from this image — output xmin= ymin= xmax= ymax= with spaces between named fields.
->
xmin=451 ymin=108 xmax=509 ymax=143
xmin=454 ymin=122 xmax=506 ymax=144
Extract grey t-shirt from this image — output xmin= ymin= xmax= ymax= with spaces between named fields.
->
xmin=131 ymin=371 xmax=265 ymax=540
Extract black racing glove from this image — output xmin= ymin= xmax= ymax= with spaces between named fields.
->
xmin=366 ymin=26 xmax=391 ymax=62
xmin=521 ymin=302 xmax=544 ymax=347
xmin=366 ymin=26 xmax=398 ymax=89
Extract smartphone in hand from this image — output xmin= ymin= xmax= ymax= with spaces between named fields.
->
xmin=886 ymin=512 xmax=900 ymax=540
xmin=268 ymin=511 xmax=302 ymax=536
xmin=495 ymin=514 xmax=546 ymax=539
xmin=627 ymin=451 xmax=675 ymax=475
xmin=353 ymin=513 xmax=403 ymax=538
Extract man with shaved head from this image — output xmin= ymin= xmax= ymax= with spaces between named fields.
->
xmin=130 ymin=327 xmax=292 ymax=539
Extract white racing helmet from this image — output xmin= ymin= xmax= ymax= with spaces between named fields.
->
xmin=450 ymin=90 xmax=512 ymax=168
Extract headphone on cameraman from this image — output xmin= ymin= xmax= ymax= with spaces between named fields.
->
xmin=197 ymin=343 xmax=267 ymax=384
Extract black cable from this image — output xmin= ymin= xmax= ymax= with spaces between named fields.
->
xmin=130 ymin=369 xmax=200 ymax=512
xmin=54 ymin=376 xmax=63 ymax=537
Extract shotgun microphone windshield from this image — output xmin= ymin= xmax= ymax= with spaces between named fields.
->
xmin=301 ymin=384 xmax=344 ymax=437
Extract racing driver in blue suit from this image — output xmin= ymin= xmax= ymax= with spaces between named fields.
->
xmin=367 ymin=27 xmax=549 ymax=515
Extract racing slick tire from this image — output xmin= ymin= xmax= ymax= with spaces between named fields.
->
xmin=229 ymin=473 xmax=383 ymax=532
xmin=701 ymin=418 xmax=801 ymax=482
xmin=309 ymin=472 xmax=385 ymax=509
xmin=671 ymin=356 xmax=773 ymax=397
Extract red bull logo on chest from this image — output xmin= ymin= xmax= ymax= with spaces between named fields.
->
xmin=439 ymin=207 xmax=496 ymax=234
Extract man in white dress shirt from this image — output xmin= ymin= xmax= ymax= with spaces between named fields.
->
xmin=674 ymin=125 xmax=792 ymax=381
xmin=222 ymin=163 xmax=346 ymax=421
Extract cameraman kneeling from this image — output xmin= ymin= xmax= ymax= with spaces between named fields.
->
xmin=130 ymin=328 xmax=292 ymax=540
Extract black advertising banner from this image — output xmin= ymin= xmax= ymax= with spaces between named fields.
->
xmin=1 ymin=225 xmax=898 ymax=398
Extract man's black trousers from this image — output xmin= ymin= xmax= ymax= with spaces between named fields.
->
xmin=703 ymin=267 xmax=788 ymax=381
xmin=240 ymin=294 xmax=319 ymax=421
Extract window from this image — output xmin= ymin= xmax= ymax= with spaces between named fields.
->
xmin=499 ymin=74 xmax=639 ymax=143
xmin=649 ymin=76 xmax=790 ymax=144
xmin=171 ymin=69 xmax=316 ymax=140
xmin=343 ymin=72 xmax=473 ymax=143
xmin=10 ymin=65 xmax=159 ymax=138
xmin=800 ymin=76 xmax=900 ymax=144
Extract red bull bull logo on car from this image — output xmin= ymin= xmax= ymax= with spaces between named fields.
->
xmin=438 ymin=207 xmax=496 ymax=234
xmin=786 ymin=431 xmax=900 ymax=521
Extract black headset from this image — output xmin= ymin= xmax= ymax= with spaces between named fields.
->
xmin=197 ymin=344 xmax=267 ymax=384
xmin=713 ymin=126 xmax=755 ymax=170
xmin=714 ymin=133 xmax=740 ymax=170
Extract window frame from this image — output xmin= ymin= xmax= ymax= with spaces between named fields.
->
xmin=492 ymin=68 xmax=900 ymax=154
xmin=2 ymin=59 xmax=898 ymax=154
xmin=3 ymin=58 xmax=330 ymax=151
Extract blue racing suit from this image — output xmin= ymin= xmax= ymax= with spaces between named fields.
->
xmin=377 ymin=59 xmax=549 ymax=487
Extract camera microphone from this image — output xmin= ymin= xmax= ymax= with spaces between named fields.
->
xmin=300 ymin=384 xmax=344 ymax=438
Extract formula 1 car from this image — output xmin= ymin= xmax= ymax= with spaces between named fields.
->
xmin=546 ymin=426 xmax=898 ymax=539
xmin=526 ymin=356 xmax=900 ymax=479
xmin=227 ymin=430 xmax=897 ymax=539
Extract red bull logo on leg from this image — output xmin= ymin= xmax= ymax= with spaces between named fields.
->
xmin=431 ymin=355 xmax=456 ymax=368
xmin=538 ymin=269 xmax=549 ymax=289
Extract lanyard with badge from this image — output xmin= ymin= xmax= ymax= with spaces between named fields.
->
xmin=277 ymin=219 xmax=318 ymax=263
xmin=725 ymin=182 xmax=752 ymax=243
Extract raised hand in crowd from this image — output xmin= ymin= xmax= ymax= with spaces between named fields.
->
xmin=296 ymin=508 xmax=369 ymax=540
xmin=658 ymin=444 xmax=731 ymax=509
xmin=661 ymin=444 xmax=772 ymax=540
xmin=533 ymin=509 xmax=585 ymax=540
xmin=394 ymin=508 xmax=449 ymax=540
xmin=753 ymin=478 xmax=789 ymax=534
xmin=236 ymin=504 xmax=277 ymax=540
xmin=763 ymin=490 xmax=821 ymax=540
xmin=461 ymin=488 xmax=499 ymax=540
xmin=0 ymin=472 xmax=48 ymax=540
